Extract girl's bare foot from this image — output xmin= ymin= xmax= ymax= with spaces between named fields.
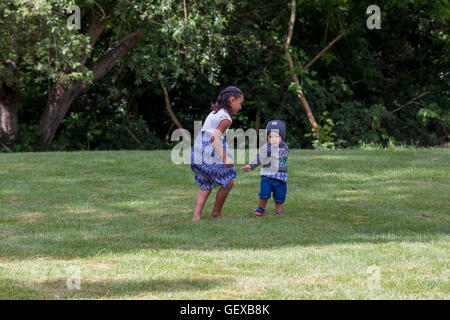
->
xmin=209 ymin=211 xmax=222 ymax=218
xmin=192 ymin=215 xmax=201 ymax=221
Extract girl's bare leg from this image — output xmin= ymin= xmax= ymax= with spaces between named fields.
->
xmin=192 ymin=189 xmax=212 ymax=221
xmin=210 ymin=180 xmax=234 ymax=217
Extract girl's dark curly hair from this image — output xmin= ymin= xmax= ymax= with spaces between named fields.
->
xmin=211 ymin=86 xmax=243 ymax=114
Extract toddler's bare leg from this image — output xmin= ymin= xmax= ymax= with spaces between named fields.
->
xmin=192 ymin=189 xmax=212 ymax=221
xmin=210 ymin=180 xmax=234 ymax=217
xmin=258 ymin=198 xmax=268 ymax=209
xmin=275 ymin=202 xmax=284 ymax=213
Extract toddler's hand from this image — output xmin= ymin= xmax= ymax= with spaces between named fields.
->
xmin=240 ymin=165 xmax=252 ymax=172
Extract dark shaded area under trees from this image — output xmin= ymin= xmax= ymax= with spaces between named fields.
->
xmin=0 ymin=0 xmax=448 ymax=152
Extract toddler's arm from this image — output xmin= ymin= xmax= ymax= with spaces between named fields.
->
xmin=240 ymin=143 xmax=269 ymax=171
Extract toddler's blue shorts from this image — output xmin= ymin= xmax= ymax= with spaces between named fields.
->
xmin=259 ymin=176 xmax=287 ymax=203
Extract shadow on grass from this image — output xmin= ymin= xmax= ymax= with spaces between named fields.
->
xmin=0 ymin=279 xmax=43 ymax=299
xmin=0 ymin=278 xmax=228 ymax=299
xmin=1 ymin=193 xmax=448 ymax=260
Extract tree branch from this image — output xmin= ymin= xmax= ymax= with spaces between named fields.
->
xmin=391 ymin=91 xmax=430 ymax=113
xmin=304 ymin=9 xmax=346 ymax=70
xmin=81 ymin=1 xmax=118 ymax=66
xmin=305 ymin=29 xmax=346 ymax=69
xmin=323 ymin=10 xmax=330 ymax=47
xmin=90 ymin=28 xmax=143 ymax=83
xmin=124 ymin=125 xmax=146 ymax=149
xmin=92 ymin=0 xmax=107 ymax=20
xmin=159 ymin=76 xmax=190 ymax=142
xmin=283 ymin=1 xmax=295 ymax=52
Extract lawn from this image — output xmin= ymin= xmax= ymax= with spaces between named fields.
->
xmin=0 ymin=149 xmax=449 ymax=299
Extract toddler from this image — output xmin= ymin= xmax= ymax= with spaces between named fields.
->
xmin=241 ymin=120 xmax=289 ymax=216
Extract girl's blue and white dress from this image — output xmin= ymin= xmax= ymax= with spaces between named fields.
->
xmin=191 ymin=108 xmax=236 ymax=190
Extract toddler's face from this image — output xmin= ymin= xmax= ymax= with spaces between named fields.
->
xmin=229 ymin=95 xmax=244 ymax=115
xmin=268 ymin=131 xmax=282 ymax=146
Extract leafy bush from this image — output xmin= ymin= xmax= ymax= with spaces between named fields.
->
xmin=51 ymin=109 xmax=167 ymax=151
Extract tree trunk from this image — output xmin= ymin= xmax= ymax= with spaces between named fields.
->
xmin=255 ymin=104 xmax=261 ymax=132
xmin=39 ymin=81 xmax=84 ymax=150
xmin=284 ymin=0 xmax=320 ymax=138
xmin=39 ymin=28 xmax=143 ymax=150
xmin=0 ymin=82 xmax=20 ymax=148
xmin=160 ymin=79 xmax=190 ymax=142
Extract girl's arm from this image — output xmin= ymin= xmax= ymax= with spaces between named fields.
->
xmin=211 ymin=119 xmax=233 ymax=167
xmin=240 ymin=144 xmax=268 ymax=172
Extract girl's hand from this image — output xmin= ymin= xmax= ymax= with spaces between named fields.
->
xmin=224 ymin=156 xmax=234 ymax=168
xmin=240 ymin=165 xmax=252 ymax=172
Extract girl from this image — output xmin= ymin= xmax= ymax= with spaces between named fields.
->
xmin=190 ymin=86 xmax=244 ymax=221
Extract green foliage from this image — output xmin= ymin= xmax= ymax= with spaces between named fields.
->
xmin=12 ymin=124 xmax=42 ymax=152
xmin=0 ymin=0 xmax=92 ymax=88
xmin=305 ymin=112 xmax=337 ymax=150
xmin=127 ymin=0 xmax=231 ymax=87
xmin=1 ymin=0 xmax=449 ymax=151
xmin=52 ymin=110 xmax=166 ymax=151
xmin=51 ymin=82 xmax=168 ymax=151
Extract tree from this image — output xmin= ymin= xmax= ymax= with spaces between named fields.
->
xmin=0 ymin=0 xmax=233 ymax=150
xmin=39 ymin=0 xmax=141 ymax=150
xmin=0 ymin=0 xmax=96 ymax=149
xmin=39 ymin=0 xmax=232 ymax=150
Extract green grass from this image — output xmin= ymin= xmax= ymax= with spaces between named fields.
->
xmin=0 ymin=149 xmax=449 ymax=299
